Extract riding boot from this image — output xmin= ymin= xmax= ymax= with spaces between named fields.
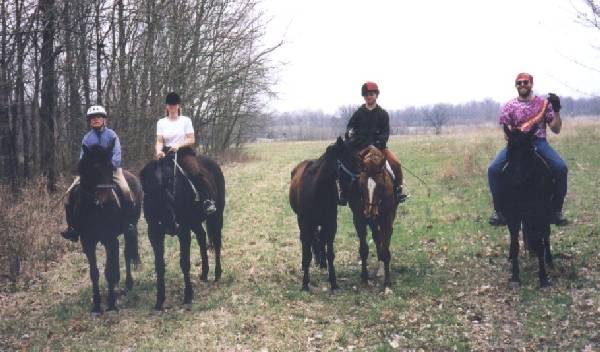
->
xmin=393 ymin=178 xmax=407 ymax=204
xmin=337 ymin=180 xmax=348 ymax=206
xmin=60 ymin=203 xmax=79 ymax=242
xmin=121 ymin=197 xmax=136 ymax=233
xmin=162 ymin=189 xmax=179 ymax=236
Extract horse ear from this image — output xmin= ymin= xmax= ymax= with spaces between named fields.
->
xmin=336 ymin=136 xmax=344 ymax=149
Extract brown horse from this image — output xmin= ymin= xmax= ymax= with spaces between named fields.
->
xmin=289 ymin=137 xmax=355 ymax=291
xmin=355 ymin=145 xmax=400 ymax=287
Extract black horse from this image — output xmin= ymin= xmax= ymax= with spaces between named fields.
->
xmin=71 ymin=142 xmax=142 ymax=315
xmin=140 ymin=148 xmax=225 ymax=310
xmin=497 ymin=125 xmax=554 ymax=288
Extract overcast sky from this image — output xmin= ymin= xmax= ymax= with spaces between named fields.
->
xmin=259 ymin=0 xmax=600 ymax=114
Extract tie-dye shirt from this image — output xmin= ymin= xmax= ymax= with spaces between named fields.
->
xmin=499 ymin=96 xmax=555 ymax=139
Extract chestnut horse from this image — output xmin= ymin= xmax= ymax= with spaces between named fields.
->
xmin=355 ymin=145 xmax=400 ymax=287
xmin=289 ymin=137 xmax=355 ymax=291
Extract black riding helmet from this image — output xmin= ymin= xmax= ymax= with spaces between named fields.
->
xmin=165 ymin=92 xmax=181 ymax=105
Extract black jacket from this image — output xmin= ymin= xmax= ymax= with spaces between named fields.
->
xmin=346 ymin=104 xmax=390 ymax=149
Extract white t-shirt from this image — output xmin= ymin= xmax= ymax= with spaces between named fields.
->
xmin=156 ymin=116 xmax=194 ymax=147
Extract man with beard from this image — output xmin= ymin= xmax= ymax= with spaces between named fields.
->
xmin=487 ymin=72 xmax=568 ymax=226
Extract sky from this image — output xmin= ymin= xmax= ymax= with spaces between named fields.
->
xmin=259 ymin=0 xmax=600 ymax=114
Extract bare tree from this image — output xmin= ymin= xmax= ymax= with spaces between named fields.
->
xmin=423 ymin=103 xmax=450 ymax=135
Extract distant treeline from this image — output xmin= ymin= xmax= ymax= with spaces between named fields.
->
xmin=261 ymin=96 xmax=600 ymax=140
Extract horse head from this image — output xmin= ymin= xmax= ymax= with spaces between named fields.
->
xmin=357 ymin=145 xmax=389 ymax=219
xmin=78 ymin=140 xmax=116 ymax=206
xmin=503 ymin=124 xmax=538 ymax=187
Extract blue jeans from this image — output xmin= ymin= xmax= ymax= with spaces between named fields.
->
xmin=488 ymin=138 xmax=568 ymax=212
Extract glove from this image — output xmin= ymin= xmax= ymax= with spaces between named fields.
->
xmin=547 ymin=93 xmax=561 ymax=112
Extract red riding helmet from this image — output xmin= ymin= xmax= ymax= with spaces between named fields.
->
xmin=361 ymin=81 xmax=379 ymax=97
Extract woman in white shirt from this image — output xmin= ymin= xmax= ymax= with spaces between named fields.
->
xmin=155 ymin=92 xmax=216 ymax=215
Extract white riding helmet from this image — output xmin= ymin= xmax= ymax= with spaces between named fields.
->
xmin=86 ymin=105 xmax=107 ymax=118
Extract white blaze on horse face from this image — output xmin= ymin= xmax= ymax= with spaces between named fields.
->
xmin=368 ymin=177 xmax=376 ymax=204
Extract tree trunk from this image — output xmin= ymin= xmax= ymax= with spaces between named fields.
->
xmin=95 ymin=0 xmax=102 ymax=104
xmin=40 ymin=0 xmax=57 ymax=192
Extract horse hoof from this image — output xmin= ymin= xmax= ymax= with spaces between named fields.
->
xmin=508 ymin=280 xmax=521 ymax=290
xmin=540 ymin=278 xmax=552 ymax=288
xmin=301 ymin=285 xmax=310 ymax=292
xmin=152 ymin=308 xmax=163 ymax=316
xmin=182 ymin=303 xmax=193 ymax=311
xmin=383 ymin=287 xmax=393 ymax=295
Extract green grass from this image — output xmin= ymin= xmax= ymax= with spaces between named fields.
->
xmin=2 ymin=121 xmax=600 ymax=351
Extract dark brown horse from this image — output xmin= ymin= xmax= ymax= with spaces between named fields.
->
xmin=498 ymin=125 xmax=553 ymax=288
xmin=140 ymin=148 xmax=225 ymax=310
xmin=289 ymin=137 xmax=355 ymax=291
xmin=70 ymin=142 xmax=142 ymax=315
xmin=355 ymin=145 xmax=399 ymax=288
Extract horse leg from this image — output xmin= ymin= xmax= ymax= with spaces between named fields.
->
xmin=82 ymin=238 xmax=102 ymax=315
xmin=178 ymin=227 xmax=194 ymax=306
xmin=148 ymin=222 xmax=166 ymax=311
xmin=205 ymin=213 xmax=223 ymax=282
xmin=123 ymin=224 xmax=139 ymax=292
xmin=193 ymin=223 xmax=210 ymax=282
xmin=543 ymin=223 xmax=554 ymax=270
xmin=104 ymin=236 xmax=120 ymax=311
xmin=312 ymin=233 xmax=326 ymax=269
xmin=322 ymin=220 xmax=338 ymax=291
xmin=353 ymin=213 xmax=369 ymax=283
xmin=507 ymin=221 xmax=521 ymax=287
xmin=380 ymin=221 xmax=393 ymax=288
xmin=528 ymin=221 xmax=551 ymax=288
xmin=369 ymin=222 xmax=384 ymax=278
xmin=299 ymin=220 xmax=313 ymax=291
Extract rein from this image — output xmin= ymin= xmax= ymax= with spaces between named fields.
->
xmin=337 ymin=159 xmax=359 ymax=182
xmin=172 ymin=151 xmax=201 ymax=201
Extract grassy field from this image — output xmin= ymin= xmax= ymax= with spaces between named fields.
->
xmin=1 ymin=120 xmax=600 ymax=351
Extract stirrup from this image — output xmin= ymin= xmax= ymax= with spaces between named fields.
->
xmin=396 ymin=193 xmax=408 ymax=204
xmin=203 ymin=200 xmax=217 ymax=215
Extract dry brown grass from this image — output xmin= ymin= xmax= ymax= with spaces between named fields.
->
xmin=0 ymin=177 xmax=73 ymax=291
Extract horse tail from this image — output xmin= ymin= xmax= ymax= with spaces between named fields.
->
xmin=124 ymin=226 xmax=141 ymax=265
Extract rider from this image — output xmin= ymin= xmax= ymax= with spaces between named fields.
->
xmin=61 ymin=105 xmax=135 ymax=242
xmin=341 ymin=81 xmax=407 ymax=205
xmin=488 ymin=72 xmax=568 ymax=226
xmin=155 ymin=92 xmax=217 ymax=218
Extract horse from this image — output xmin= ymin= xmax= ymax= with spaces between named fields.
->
xmin=289 ymin=137 xmax=356 ymax=291
xmin=71 ymin=142 xmax=142 ymax=315
xmin=355 ymin=145 xmax=399 ymax=288
xmin=497 ymin=125 xmax=554 ymax=288
xmin=140 ymin=147 xmax=225 ymax=311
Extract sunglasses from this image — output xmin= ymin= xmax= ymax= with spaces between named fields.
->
xmin=366 ymin=91 xmax=378 ymax=96
xmin=515 ymin=80 xmax=530 ymax=86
